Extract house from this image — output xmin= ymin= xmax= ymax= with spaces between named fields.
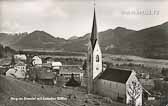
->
xmin=14 ymin=62 xmax=27 ymax=72
xmin=14 ymin=54 xmax=27 ymax=61
xmin=45 ymin=57 xmax=62 ymax=70
xmin=6 ymin=67 xmax=26 ymax=79
xmin=94 ymin=68 xmax=142 ymax=106
xmin=59 ymin=66 xmax=84 ymax=83
xmin=29 ymin=65 xmax=56 ymax=85
xmin=37 ymin=70 xmax=56 ymax=85
xmin=51 ymin=62 xmax=62 ymax=70
xmin=45 ymin=57 xmax=54 ymax=64
xmin=32 ymin=56 xmax=42 ymax=66
xmin=6 ymin=62 xmax=27 ymax=79
xmin=6 ymin=68 xmax=16 ymax=78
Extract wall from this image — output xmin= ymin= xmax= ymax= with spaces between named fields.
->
xmin=93 ymin=41 xmax=102 ymax=79
xmin=126 ymin=71 xmax=143 ymax=106
xmin=94 ymin=79 xmax=126 ymax=103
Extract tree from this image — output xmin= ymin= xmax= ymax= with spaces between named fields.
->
xmin=0 ymin=44 xmax=15 ymax=58
xmin=65 ymin=73 xmax=80 ymax=87
xmin=127 ymin=81 xmax=142 ymax=106
xmin=10 ymin=55 xmax=15 ymax=66
xmin=82 ymin=59 xmax=87 ymax=70
xmin=161 ymin=68 xmax=168 ymax=76
xmin=0 ymin=44 xmax=4 ymax=58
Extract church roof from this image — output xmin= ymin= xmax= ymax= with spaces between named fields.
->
xmin=90 ymin=8 xmax=98 ymax=49
xmin=98 ymin=68 xmax=132 ymax=84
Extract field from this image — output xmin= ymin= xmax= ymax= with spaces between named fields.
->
xmin=0 ymin=75 xmax=127 ymax=106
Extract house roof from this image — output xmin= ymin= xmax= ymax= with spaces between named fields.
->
xmin=98 ymin=68 xmax=132 ymax=84
xmin=14 ymin=54 xmax=27 ymax=60
xmin=60 ymin=66 xmax=83 ymax=73
xmin=51 ymin=62 xmax=62 ymax=67
xmin=15 ymin=62 xmax=26 ymax=66
xmin=32 ymin=56 xmax=41 ymax=60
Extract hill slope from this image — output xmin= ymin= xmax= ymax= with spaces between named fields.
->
xmin=63 ymin=22 xmax=168 ymax=59
xmin=12 ymin=31 xmax=66 ymax=50
xmin=0 ymin=75 xmax=127 ymax=106
xmin=0 ymin=75 xmax=62 ymax=106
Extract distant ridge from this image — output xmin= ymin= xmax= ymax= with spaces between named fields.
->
xmin=1 ymin=22 xmax=168 ymax=59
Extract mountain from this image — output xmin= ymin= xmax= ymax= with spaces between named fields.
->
xmin=8 ymin=31 xmax=66 ymax=50
xmin=68 ymin=36 xmax=79 ymax=40
xmin=62 ymin=27 xmax=135 ymax=52
xmin=62 ymin=22 xmax=168 ymax=59
xmin=115 ymin=22 xmax=168 ymax=58
xmin=0 ymin=33 xmax=26 ymax=46
xmin=1 ymin=22 xmax=168 ymax=59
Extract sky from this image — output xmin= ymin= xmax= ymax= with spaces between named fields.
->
xmin=0 ymin=0 xmax=168 ymax=39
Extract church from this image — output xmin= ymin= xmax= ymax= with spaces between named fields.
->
xmin=86 ymin=7 xmax=143 ymax=106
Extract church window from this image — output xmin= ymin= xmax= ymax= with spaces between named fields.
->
xmin=96 ymin=55 xmax=99 ymax=62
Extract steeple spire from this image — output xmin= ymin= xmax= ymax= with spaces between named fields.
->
xmin=90 ymin=7 xmax=98 ymax=49
xmin=87 ymin=0 xmax=102 ymax=94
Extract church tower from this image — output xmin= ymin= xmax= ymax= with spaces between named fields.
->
xmin=87 ymin=8 xmax=102 ymax=93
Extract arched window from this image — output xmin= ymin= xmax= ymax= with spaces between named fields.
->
xmin=96 ymin=55 xmax=99 ymax=62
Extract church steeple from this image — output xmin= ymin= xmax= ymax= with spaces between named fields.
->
xmin=87 ymin=4 xmax=102 ymax=93
xmin=90 ymin=8 xmax=98 ymax=49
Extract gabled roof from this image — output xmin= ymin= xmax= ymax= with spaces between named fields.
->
xmin=32 ymin=56 xmax=41 ymax=60
xmin=60 ymin=66 xmax=83 ymax=73
xmin=98 ymin=68 xmax=132 ymax=84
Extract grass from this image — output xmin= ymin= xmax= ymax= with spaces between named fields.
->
xmin=0 ymin=75 xmax=127 ymax=106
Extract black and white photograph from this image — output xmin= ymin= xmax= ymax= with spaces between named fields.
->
xmin=0 ymin=0 xmax=168 ymax=106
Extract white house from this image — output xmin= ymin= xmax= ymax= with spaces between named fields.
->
xmin=14 ymin=62 xmax=27 ymax=72
xmin=6 ymin=62 xmax=27 ymax=79
xmin=51 ymin=62 xmax=62 ymax=70
xmin=32 ymin=56 xmax=42 ymax=66
xmin=6 ymin=68 xmax=16 ymax=78
xmin=94 ymin=68 xmax=142 ymax=106
xmin=14 ymin=54 xmax=27 ymax=61
xmin=6 ymin=67 xmax=26 ymax=79
xmin=45 ymin=58 xmax=62 ymax=70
